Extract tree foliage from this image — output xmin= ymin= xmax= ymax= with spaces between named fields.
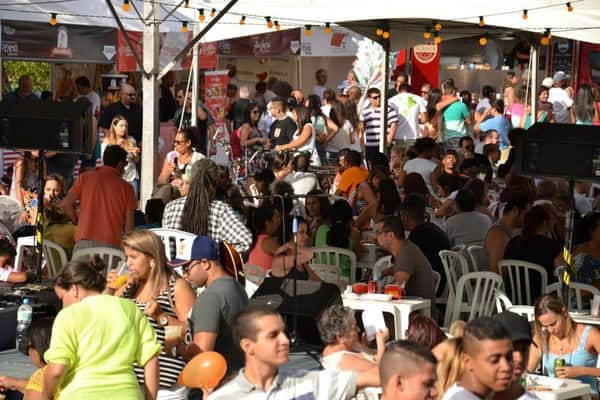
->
xmin=3 ymin=61 xmax=50 ymax=94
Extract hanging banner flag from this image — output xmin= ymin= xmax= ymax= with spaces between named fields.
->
xmin=116 ymin=31 xmax=217 ymax=72
xmin=410 ymin=43 xmax=440 ymax=93
xmin=300 ymin=27 xmax=360 ymax=57
xmin=204 ymin=70 xmax=229 ymax=164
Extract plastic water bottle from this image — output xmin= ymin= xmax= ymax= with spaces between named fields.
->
xmin=16 ymin=298 xmax=33 ymax=352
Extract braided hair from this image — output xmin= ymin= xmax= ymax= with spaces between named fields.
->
xmin=181 ymin=158 xmax=220 ymax=235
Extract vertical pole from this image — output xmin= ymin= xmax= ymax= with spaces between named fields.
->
xmin=191 ymin=23 xmax=199 ymax=128
xmin=530 ymin=45 xmax=538 ymax=125
xmin=140 ymin=0 xmax=160 ymax=209
xmin=380 ymin=39 xmax=391 ymax=154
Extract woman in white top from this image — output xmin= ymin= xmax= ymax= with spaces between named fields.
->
xmin=274 ymin=105 xmax=321 ymax=167
xmin=322 ymin=101 xmax=361 ymax=159
xmin=157 ymin=128 xmax=204 ymax=186
xmin=101 ymin=115 xmax=140 ymax=196
xmin=318 ymin=304 xmax=388 ymax=372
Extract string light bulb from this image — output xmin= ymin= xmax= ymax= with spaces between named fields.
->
xmin=198 ymin=9 xmax=205 ymax=22
xmin=522 ymin=9 xmax=528 ymax=20
xmin=122 ymin=0 xmax=130 ymax=12
xmin=424 ymin=28 xmax=431 ymax=39
xmin=324 ymin=22 xmax=332 ymax=34
xmin=305 ymin=25 xmax=312 ymax=36
xmin=434 ymin=21 xmax=442 ymax=31
xmin=434 ymin=32 xmax=441 ymax=44
xmin=266 ymin=16 xmax=273 ymax=28
xmin=541 ymin=36 xmax=550 ymax=46
xmin=239 ymin=15 xmax=246 ymax=25
xmin=566 ymin=2 xmax=573 ymax=12
xmin=181 ymin=21 xmax=188 ymax=33
xmin=184 ymin=0 xmax=189 ymax=8
xmin=210 ymin=8 xmax=216 ymax=17
xmin=275 ymin=20 xmax=281 ymax=31
xmin=376 ymin=28 xmax=383 ymax=36
xmin=49 ymin=13 xmax=57 ymax=26
xmin=479 ymin=16 xmax=485 ymax=27
xmin=382 ymin=31 xmax=390 ymax=39
xmin=479 ymin=35 xmax=488 ymax=46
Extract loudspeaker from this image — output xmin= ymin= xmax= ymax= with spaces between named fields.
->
xmin=0 ymin=99 xmax=93 ymax=154
xmin=514 ymin=123 xmax=600 ymax=182
xmin=250 ymin=278 xmax=342 ymax=346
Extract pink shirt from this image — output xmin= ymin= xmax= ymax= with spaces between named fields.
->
xmin=247 ymin=234 xmax=273 ymax=272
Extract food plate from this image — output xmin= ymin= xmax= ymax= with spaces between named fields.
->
xmin=569 ymin=310 xmax=591 ymax=317
xmin=360 ymin=293 xmax=392 ymax=301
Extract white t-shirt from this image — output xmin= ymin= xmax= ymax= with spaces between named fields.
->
xmin=389 ymin=92 xmax=427 ymax=140
xmin=313 ymin=85 xmax=327 ymax=101
xmin=285 ymin=171 xmax=319 ymax=198
xmin=0 ymin=266 xmax=15 ymax=282
xmin=327 ymin=120 xmax=361 ymax=153
xmin=403 ymin=157 xmax=438 ymax=193
xmin=548 ymin=87 xmax=573 ymax=123
xmin=445 ymin=211 xmax=493 ymax=246
xmin=442 ymin=383 xmax=482 ymax=400
xmin=574 ymin=191 xmax=593 ymax=217
xmin=293 ymin=124 xmax=321 ymax=167
xmin=75 ymin=91 xmax=101 ymax=116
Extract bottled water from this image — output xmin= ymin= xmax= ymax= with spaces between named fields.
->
xmin=16 ymin=298 xmax=33 ymax=352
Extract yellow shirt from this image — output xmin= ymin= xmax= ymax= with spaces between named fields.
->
xmin=44 ymin=295 xmax=161 ymax=399
xmin=25 ymin=366 xmax=60 ymax=399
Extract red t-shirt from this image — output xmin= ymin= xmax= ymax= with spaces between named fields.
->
xmin=71 ymin=166 xmax=137 ymax=247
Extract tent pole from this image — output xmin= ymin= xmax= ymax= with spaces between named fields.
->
xmin=531 ymin=44 xmax=538 ymax=124
xmin=140 ymin=0 xmax=160 ymax=210
xmin=191 ymin=23 xmax=199 ymax=129
xmin=158 ymin=0 xmax=238 ymax=80
xmin=380 ymin=39 xmax=390 ymax=154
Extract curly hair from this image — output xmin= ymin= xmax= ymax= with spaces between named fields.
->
xmin=318 ymin=304 xmax=356 ymax=345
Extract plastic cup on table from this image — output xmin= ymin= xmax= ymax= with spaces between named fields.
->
xmin=109 ymin=262 xmax=129 ymax=290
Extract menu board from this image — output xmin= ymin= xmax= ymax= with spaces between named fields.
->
xmin=552 ymin=39 xmax=574 ymax=76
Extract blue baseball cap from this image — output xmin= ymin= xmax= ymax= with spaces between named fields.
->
xmin=167 ymin=235 xmax=220 ymax=268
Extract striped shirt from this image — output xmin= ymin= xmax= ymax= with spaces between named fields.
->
xmin=123 ymin=275 xmax=185 ymax=389
xmin=360 ymin=105 xmax=398 ymax=148
xmin=208 ymin=369 xmax=358 ymax=400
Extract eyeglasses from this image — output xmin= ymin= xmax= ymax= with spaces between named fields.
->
xmin=251 ymin=110 xmax=260 ymax=114
xmin=464 ymin=145 xmax=475 ymax=151
xmin=182 ymin=261 xmax=200 ymax=274
xmin=369 ymin=95 xmax=380 ymax=100
xmin=173 ymin=140 xmax=186 ymax=145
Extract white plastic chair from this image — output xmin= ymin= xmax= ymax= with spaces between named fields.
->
xmin=243 ymin=264 xmax=266 ymax=286
xmin=149 ymin=228 xmax=196 ymax=261
xmin=439 ymin=250 xmax=471 ymax=327
xmin=546 ymin=282 xmax=600 ymax=313
xmin=14 ymin=235 xmax=35 ymax=272
xmin=310 ymin=263 xmax=342 ymax=287
xmin=467 ymin=245 xmax=488 ymax=272
xmin=311 ymin=246 xmax=357 ymax=285
xmin=42 ymin=240 xmax=67 ymax=279
xmin=494 ymin=288 xmax=513 ymax=313
xmin=498 ymin=259 xmax=548 ymax=305
xmin=72 ymin=247 xmax=126 ymax=275
xmin=450 ymin=272 xmax=504 ymax=322
xmin=507 ymin=305 xmax=535 ymax=322
xmin=432 ymin=270 xmax=441 ymax=294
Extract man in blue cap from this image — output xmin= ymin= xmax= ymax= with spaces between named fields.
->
xmin=172 ymin=235 xmax=248 ymax=374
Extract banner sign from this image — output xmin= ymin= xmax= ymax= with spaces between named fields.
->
xmin=204 ymin=70 xmax=229 ymax=164
xmin=411 ymin=43 xmax=440 ymax=92
xmin=116 ymin=31 xmax=217 ymax=72
xmin=1 ymin=20 xmax=116 ymax=63
xmin=217 ymin=29 xmax=300 ymax=57
xmin=300 ymin=27 xmax=360 ymax=57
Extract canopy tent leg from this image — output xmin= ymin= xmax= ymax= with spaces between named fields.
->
xmin=530 ymin=45 xmax=538 ymax=124
xmin=379 ymin=37 xmax=391 ymax=154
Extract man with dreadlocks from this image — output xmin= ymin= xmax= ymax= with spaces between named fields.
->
xmin=162 ymin=159 xmax=253 ymax=253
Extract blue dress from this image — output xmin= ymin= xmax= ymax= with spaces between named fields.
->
xmin=543 ymin=325 xmax=598 ymax=393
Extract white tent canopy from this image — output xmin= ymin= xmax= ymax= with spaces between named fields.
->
xmin=2 ymin=0 xmax=600 ymax=44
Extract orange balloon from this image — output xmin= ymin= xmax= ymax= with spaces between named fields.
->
xmin=178 ymin=351 xmax=227 ymax=389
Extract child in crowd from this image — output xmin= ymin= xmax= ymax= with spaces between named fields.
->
xmin=0 ymin=238 xmax=27 ymax=283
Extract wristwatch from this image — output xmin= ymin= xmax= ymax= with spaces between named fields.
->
xmin=157 ymin=313 xmax=168 ymax=327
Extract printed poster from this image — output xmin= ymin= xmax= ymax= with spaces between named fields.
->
xmin=204 ymin=70 xmax=229 ymax=164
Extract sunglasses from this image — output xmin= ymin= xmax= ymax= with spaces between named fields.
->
xmin=370 ymin=95 xmax=380 ymax=100
xmin=181 ymin=261 xmax=200 ymax=274
xmin=173 ymin=140 xmax=186 ymax=145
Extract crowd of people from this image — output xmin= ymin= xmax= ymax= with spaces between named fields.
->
xmin=0 ymin=65 xmax=600 ymax=399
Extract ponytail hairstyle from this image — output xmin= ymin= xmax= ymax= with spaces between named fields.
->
xmin=181 ymin=159 xmax=220 ymax=235
xmin=54 ymin=256 xmax=107 ymax=293
xmin=436 ymin=337 xmax=464 ymax=396
xmin=326 ymin=199 xmax=353 ymax=249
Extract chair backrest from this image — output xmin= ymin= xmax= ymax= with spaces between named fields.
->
xmin=467 ymin=245 xmax=488 ymax=272
xmin=439 ymin=250 xmax=470 ymax=299
xmin=311 ymin=246 xmax=357 ymax=284
xmin=71 ymin=247 xmax=126 ymax=274
xmin=494 ymin=288 xmax=513 ymax=313
xmin=310 ymin=263 xmax=342 ymax=287
xmin=451 ymin=272 xmax=504 ymax=322
xmin=243 ymin=264 xmax=266 ymax=286
xmin=149 ymin=228 xmax=196 ymax=261
xmin=498 ymin=259 xmax=548 ymax=305
xmin=546 ymin=281 xmax=600 ymax=312
xmin=14 ymin=235 xmax=35 ymax=272
xmin=507 ymin=305 xmax=535 ymax=322
xmin=432 ymin=270 xmax=441 ymax=294
xmin=42 ymin=240 xmax=67 ymax=279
